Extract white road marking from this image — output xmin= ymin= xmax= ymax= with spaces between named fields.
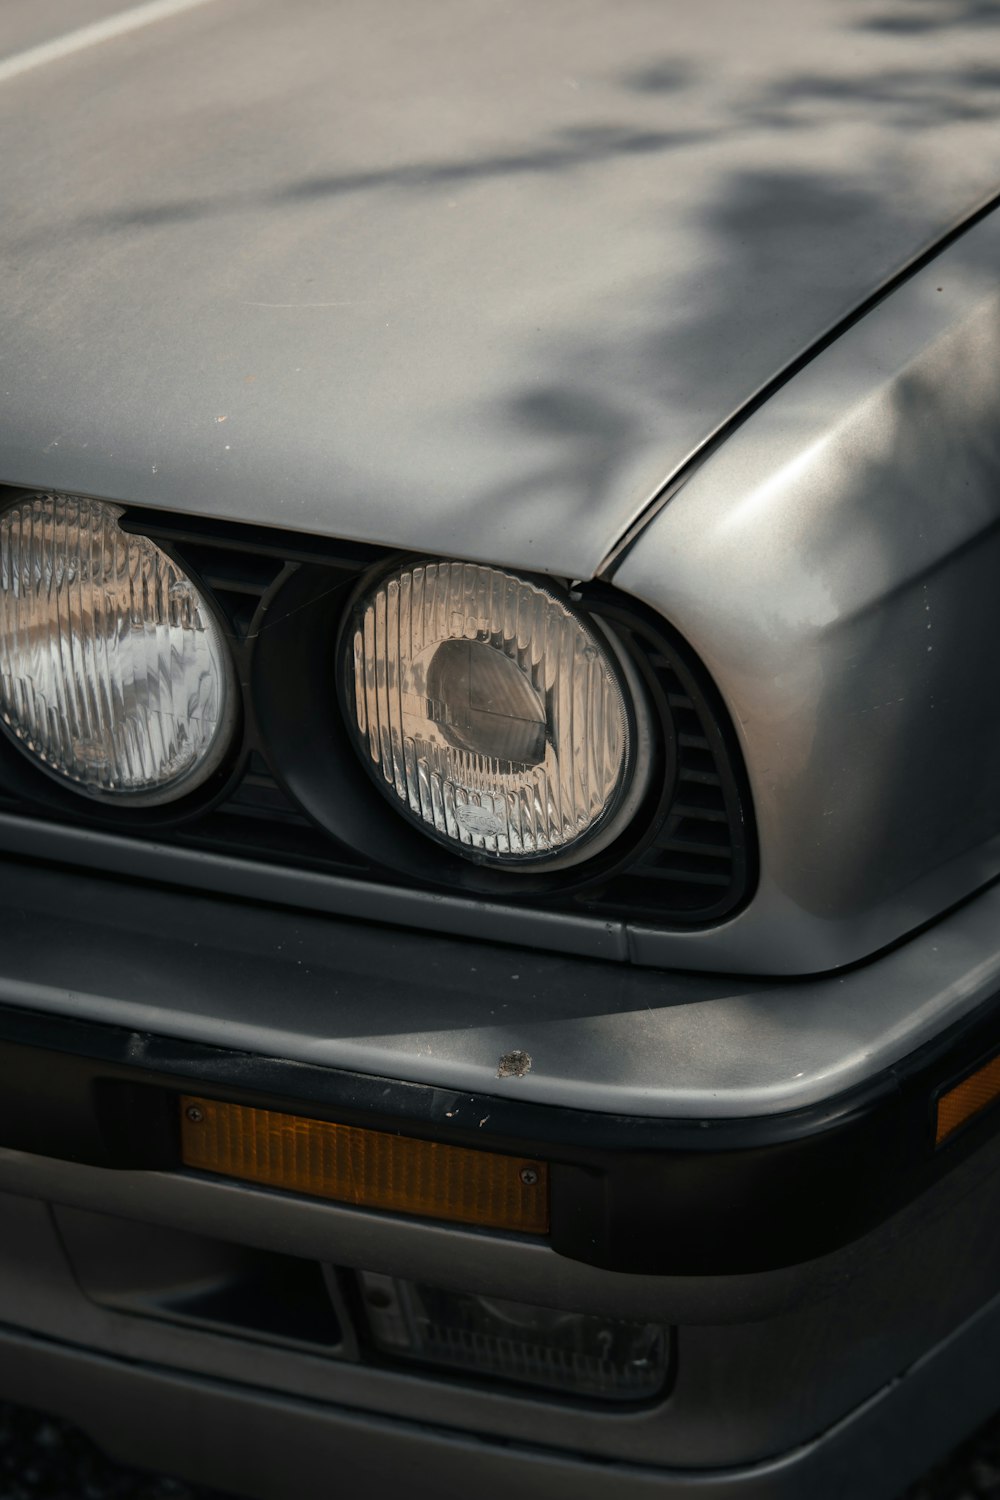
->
xmin=0 ymin=0 xmax=221 ymax=86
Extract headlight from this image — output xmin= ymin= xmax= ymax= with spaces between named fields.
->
xmin=344 ymin=559 xmax=649 ymax=867
xmin=0 ymin=494 xmax=236 ymax=804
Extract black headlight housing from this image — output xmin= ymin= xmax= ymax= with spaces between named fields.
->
xmin=0 ymin=498 xmax=756 ymax=932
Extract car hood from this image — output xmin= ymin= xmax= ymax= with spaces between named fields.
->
xmin=1 ymin=0 xmax=998 ymax=579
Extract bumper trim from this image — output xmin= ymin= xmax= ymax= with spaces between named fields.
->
xmin=0 ymin=976 xmax=999 ymax=1274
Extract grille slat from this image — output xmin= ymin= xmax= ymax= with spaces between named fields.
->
xmin=577 ymin=616 xmax=753 ymax=921
xmin=641 ymin=866 xmax=732 ymax=887
xmin=660 ymin=836 xmax=732 ymax=859
xmin=678 ymin=770 xmax=722 ymax=788
xmin=201 ymin=572 xmax=272 ymax=598
xmin=671 ymin=801 xmax=729 ymax=824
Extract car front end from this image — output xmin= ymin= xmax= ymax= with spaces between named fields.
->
xmin=4 ymin=1 xmax=1000 ymax=1496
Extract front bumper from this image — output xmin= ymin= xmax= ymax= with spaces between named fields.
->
xmin=1 ymin=1276 xmax=999 ymax=1500
xmin=3 ymin=851 xmax=1000 ymax=1494
xmin=3 ymin=847 xmax=1000 ymax=1275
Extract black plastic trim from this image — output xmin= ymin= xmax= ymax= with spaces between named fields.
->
xmin=0 ymin=499 xmax=757 ymax=941
xmin=0 ymin=988 xmax=999 ymax=1276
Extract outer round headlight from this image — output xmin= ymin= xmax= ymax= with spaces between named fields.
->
xmin=344 ymin=559 xmax=650 ymax=868
xmin=0 ymin=494 xmax=236 ymax=805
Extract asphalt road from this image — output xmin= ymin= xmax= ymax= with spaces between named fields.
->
xmin=0 ymin=1404 xmax=227 ymax=1500
xmin=906 ymin=1410 xmax=1000 ymax=1500
xmin=1 ymin=1400 xmax=1000 ymax=1500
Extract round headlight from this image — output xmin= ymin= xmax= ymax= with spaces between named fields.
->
xmin=344 ymin=559 xmax=648 ymax=867
xmin=0 ymin=494 xmax=236 ymax=804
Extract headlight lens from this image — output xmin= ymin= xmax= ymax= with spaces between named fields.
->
xmin=0 ymin=494 xmax=235 ymax=804
xmin=345 ymin=559 xmax=643 ymax=866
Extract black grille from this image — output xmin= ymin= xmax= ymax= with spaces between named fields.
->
xmin=176 ymin=753 xmax=372 ymax=880
xmin=568 ymin=616 xmax=751 ymax=924
xmin=0 ymin=506 xmax=755 ymax=936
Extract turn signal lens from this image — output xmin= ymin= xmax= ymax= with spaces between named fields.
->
xmin=936 ymin=1054 xmax=1000 ymax=1144
xmin=0 ymin=494 xmax=235 ymax=803
xmin=344 ymin=560 xmax=646 ymax=867
xmin=180 ymin=1096 xmax=549 ymax=1234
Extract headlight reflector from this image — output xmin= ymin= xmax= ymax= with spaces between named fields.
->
xmin=0 ymin=494 xmax=235 ymax=803
xmin=346 ymin=560 xmax=641 ymax=865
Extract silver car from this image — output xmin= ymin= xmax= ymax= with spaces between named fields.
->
xmin=1 ymin=0 xmax=999 ymax=1496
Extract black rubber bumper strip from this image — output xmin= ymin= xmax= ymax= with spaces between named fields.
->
xmin=0 ymin=994 xmax=999 ymax=1276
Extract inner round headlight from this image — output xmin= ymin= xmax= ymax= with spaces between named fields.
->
xmin=0 ymin=493 xmax=236 ymax=805
xmin=344 ymin=559 xmax=649 ymax=867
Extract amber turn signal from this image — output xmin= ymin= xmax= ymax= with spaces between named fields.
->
xmin=180 ymin=1096 xmax=549 ymax=1234
xmin=936 ymin=1055 xmax=1000 ymax=1145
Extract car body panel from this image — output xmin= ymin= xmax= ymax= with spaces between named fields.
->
xmin=0 ymin=0 xmax=132 ymax=59
xmin=5 ymin=197 xmax=1000 ymax=978
xmin=5 ymin=3 xmax=1000 ymax=1492
xmin=617 ymin=201 xmax=1000 ymax=971
xmin=1 ymin=0 xmax=1000 ymax=579
xmin=2 ymin=1109 xmax=1000 ymax=1495
xmin=0 ymin=1294 xmax=995 ymax=1500
xmin=4 ymin=851 xmax=1000 ymax=1121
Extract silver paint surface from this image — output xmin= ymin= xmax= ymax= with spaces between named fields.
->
xmin=1 ymin=0 xmax=999 ymax=579
xmin=1 ymin=1291 xmax=997 ymax=1500
xmin=617 ymin=204 xmax=1000 ymax=971
xmin=4 ymin=854 xmax=1000 ymax=1120
xmin=0 ymin=0 xmax=131 ymax=58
